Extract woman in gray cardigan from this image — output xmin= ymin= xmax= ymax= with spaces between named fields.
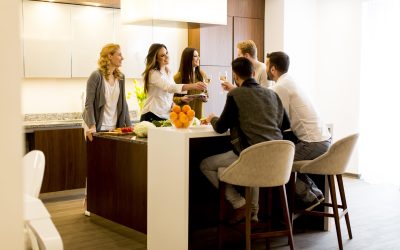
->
xmin=82 ymin=43 xmax=131 ymax=141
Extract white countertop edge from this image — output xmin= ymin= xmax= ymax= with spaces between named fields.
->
xmin=148 ymin=125 xmax=229 ymax=138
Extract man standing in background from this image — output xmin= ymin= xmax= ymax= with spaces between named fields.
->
xmin=237 ymin=40 xmax=271 ymax=88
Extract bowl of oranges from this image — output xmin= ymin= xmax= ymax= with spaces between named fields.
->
xmin=170 ymin=105 xmax=195 ymax=128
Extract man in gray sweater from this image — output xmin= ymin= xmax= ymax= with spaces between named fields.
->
xmin=200 ymin=57 xmax=290 ymax=224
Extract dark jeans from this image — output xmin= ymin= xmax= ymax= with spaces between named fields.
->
xmin=294 ymin=139 xmax=331 ymax=161
xmin=140 ymin=112 xmax=165 ymax=122
xmin=292 ymin=136 xmax=332 ymax=202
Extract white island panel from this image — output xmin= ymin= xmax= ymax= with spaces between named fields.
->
xmin=147 ymin=126 xmax=227 ymax=250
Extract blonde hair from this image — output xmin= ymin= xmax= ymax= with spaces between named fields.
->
xmin=237 ymin=40 xmax=257 ymax=59
xmin=98 ymin=43 xmax=123 ymax=81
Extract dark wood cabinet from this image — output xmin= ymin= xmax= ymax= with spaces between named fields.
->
xmin=31 ymin=128 xmax=87 ymax=193
xmin=228 ymin=0 xmax=265 ymax=19
xmin=87 ymin=135 xmax=147 ymax=234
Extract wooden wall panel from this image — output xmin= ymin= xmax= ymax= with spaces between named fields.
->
xmin=198 ymin=16 xmax=233 ymax=66
xmin=228 ymin=0 xmax=265 ymax=19
xmin=188 ymin=23 xmax=200 ymax=54
xmin=233 ymin=17 xmax=265 ymax=62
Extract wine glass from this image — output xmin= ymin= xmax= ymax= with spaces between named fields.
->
xmin=219 ymin=71 xmax=228 ymax=94
xmin=203 ymin=76 xmax=211 ymax=96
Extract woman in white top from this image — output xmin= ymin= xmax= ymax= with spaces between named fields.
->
xmin=140 ymin=43 xmax=207 ymax=122
xmin=82 ymin=43 xmax=131 ymax=141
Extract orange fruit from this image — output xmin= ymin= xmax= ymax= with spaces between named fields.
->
xmin=170 ymin=112 xmax=178 ymax=121
xmin=182 ymin=121 xmax=190 ymax=128
xmin=187 ymin=109 xmax=195 ymax=119
xmin=172 ymin=105 xmax=181 ymax=113
xmin=182 ymin=105 xmax=191 ymax=113
xmin=179 ymin=112 xmax=188 ymax=123
xmin=174 ymin=120 xmax=183 ymax=128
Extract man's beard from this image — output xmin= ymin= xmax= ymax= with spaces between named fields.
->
xmin=267 ymin=70 xmax=273 ymax=81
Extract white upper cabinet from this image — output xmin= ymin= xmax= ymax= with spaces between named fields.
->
xmin=114 ymin=10 xmax=153 ymax=78
xmin=23 ymin=1 xmax=71 ymax=77
xmin=153 ymin=21 xmax=188 ymax=74
xmin=71 ymin=6 xmax=114 ymax=77
xmin=21 ymin=2 xmax=188 ymax=78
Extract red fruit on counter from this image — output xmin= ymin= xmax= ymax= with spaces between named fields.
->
xmin=121 ymin=127 xmax=133 ymax=133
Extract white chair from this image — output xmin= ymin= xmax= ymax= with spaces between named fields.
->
xmin=23 ymin=150 xmax=45 ymax=197
xmin=23 ymin=150 xmax=63 ymax=250
xmin=218 ymin=140 xmax=295 ymax=250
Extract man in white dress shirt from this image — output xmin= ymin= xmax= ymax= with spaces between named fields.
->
xmin=237 ymin=40 xmax=271 ymax=88
xmin=267 ymin=51 xmax=332 ymax=204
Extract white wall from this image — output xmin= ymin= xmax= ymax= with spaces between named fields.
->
xmin=315 ymin=0 xmax=361 ymax=173
xmin=284 ymin=0 xmax=318 ymax=97
xmin=22 ymin=79 xmax=87 ymax=113
xmin=265 ymin=0 xmax=285 ymax=54
xmin=21 ymin=78 xmax=142 ymax=114
xmin=0 ymin=0 xmax=24 ymax=249
xmin=265 ymin=0 xmax=362 ymax=173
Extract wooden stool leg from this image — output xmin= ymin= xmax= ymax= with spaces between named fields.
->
xmin=279 ymin=185 xmax=294 ymax=250
xmin=245 ymin=187 xmax=252 ymax=250
xmin=287 ymin=172 xmax=297 ymax=223
xmin=218 ymin=182 xmax=226 ymax=250
xmin=328 ymin=175 xmax=343 ymax=250
xmin=266 ymin=188 xmax=272 ymax=250
xmin=336 ymin=174 xmax=353 ymax=239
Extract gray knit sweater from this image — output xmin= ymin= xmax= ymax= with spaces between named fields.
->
xmin=211 ymin=78 xmax=290 ymax=154
xmin=82 ymin=70 xmax=132 ymax=131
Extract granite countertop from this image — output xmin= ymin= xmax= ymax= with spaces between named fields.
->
xmin=24 ymin=111 xmax=138 ymax=131
xmin=24 ymin=112 xmax=83 ymax=131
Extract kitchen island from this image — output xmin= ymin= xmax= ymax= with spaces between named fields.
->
xmin=87 ymin=126 xmax=327 ymax=249
xmin=86 ymin=127 xmax=231 ymax=238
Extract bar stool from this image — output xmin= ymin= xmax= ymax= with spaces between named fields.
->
xmin=294 ymin=133 xmax=359 ymax=250
xmin=218 ymin=140 xmax=295 ymax=250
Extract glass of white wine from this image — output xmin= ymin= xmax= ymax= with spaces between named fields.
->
xmin=203 ymin=76 xmax=211 ymax=95
xmin=219 ymin=71 xmax=228 ymax=94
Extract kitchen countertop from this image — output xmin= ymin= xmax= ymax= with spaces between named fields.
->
xmin=24 ymin=111 xmax=138 ymax=132
xmin=93 ymin=133 xmax=147 ymax=144
xmin=24 ymin=119 xmax=84 ymax=131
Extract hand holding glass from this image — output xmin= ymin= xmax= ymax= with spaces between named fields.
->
xmin=219 ymin=71 xmax=228 ymax=94
xmin=203 ymin=76 xmax=211 ymax=96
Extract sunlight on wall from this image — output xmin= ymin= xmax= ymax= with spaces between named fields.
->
xmin=360 ymin=0 xmax=400 ymax=185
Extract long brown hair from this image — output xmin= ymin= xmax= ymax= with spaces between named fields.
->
xmin=142 ymin=43 xmax=168 ymax=93
xmin=98 ymin=43 xmax=123 ymax=81
xmin=178 ymin=47 xmax=203 ymax=84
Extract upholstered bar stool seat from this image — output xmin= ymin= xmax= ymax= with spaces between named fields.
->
xmin=218 ymin=140 xmax=295 ymax=250
xmin=294 ymin=133 xmax=359 ymax=250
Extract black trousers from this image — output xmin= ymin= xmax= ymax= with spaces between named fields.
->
xmin=140 ymin=112 xmax=165 ymax=122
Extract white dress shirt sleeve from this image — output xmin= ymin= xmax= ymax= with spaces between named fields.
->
xmin=271 ymin=84 xmax=290 ymax=115
xmin=150 ymin=70 xmax=184 ymax=93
